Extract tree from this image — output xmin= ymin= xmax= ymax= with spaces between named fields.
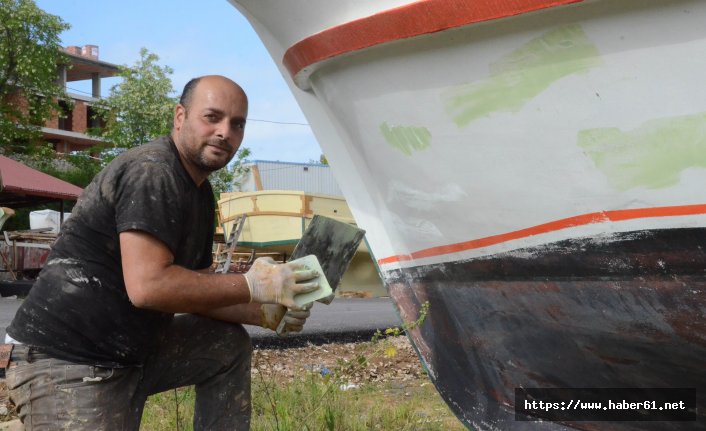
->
xmin=0 ymin=0 xmax=70 ymax=152
xmin=91 ymin=48 xmax=176 ymax=152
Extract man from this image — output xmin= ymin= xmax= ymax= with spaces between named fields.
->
xmin=4 ymin=75 xmax=316 ymax=430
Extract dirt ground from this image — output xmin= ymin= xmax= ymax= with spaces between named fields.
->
xmin=252 ymin=335 xmax=425 ymax=385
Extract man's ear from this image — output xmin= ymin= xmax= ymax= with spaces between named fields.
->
xmin=173 ymin=104 xmax=186 ymax=131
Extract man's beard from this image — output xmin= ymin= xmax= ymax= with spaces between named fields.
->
xmin=194 ymin=139 xmax=235 ymax=172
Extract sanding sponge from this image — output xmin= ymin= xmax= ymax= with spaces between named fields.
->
xmin=290 ymin=254 xmax=332 ymax=307
xmin=276 ymin=255 xmax=331 ymax=335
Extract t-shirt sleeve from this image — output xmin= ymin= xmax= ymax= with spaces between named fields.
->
xmin=114 ymin=159 xmax=185 ymax=256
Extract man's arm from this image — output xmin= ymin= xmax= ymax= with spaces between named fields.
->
xmin=120 ymin=230 xmax=250 ymax=313
xmin=200 ymin=303 xmax=263 ymax=325
xmin=192 ymin=272 xmax=312 ymax=331
xmin=120 ymin=230 xmax=318 ymax=313
xmin=191 ymin=269 xmax=258 ymax=323
xmin=200 ymin=302 xmax=311 ymax=333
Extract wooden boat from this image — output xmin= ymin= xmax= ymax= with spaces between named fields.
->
xmin=217 ymin=190 xmax=386 ymax=297
xmin=227 ymin=1 xmax=706 ymax=429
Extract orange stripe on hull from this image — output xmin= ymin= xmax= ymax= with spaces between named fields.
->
xmin=283 ymin=0 xmax=583 ymax=80
xmin=378 ymin=204 xmax=706 ymax=265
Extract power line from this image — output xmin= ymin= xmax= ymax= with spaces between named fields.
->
xmin=65 ymin=86 xmax=96 ymax=97
xmin=247 ymin=118 xmax=309 ymax=126
xmin=63 ymin=88 xmax=311 ymax=126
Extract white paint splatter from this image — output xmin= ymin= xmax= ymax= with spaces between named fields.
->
xmin=82 ymin=377 xmax=103 ymax=382
xmin=47 ymin=258 xmax=79 ymax=266
xmin=66 ymin=268 xmax=89 ymax=285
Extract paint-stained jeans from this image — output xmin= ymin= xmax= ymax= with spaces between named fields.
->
xmin=6 ymin=314 xmax=252 ymax=431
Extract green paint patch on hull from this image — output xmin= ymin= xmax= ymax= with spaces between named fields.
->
xmin=444 ymin=24 xmax=602 ymax=127
xmin=578 ymin=113 xmax=706 ymax=191
xmin=380 ymin=122 xmax=432 ymax=156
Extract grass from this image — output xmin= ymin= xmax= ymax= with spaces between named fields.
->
xmin=141 ymin=375 xmax=466 ymax=431
xmin=140 ymin=304 xmax=468 ymax=430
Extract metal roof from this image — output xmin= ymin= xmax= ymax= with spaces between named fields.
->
xmin=0 ymin=156 xmax=83 ymax=208
xmin=242 ymin=160 xmax=343 ymax=197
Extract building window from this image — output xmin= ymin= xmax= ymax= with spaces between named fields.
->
xmin=87 ymin=106 xmax=105 ymax=130
xmin=58 ymin=100 xmax=72 ymax=131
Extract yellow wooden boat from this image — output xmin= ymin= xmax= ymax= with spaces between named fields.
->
xmin=217 ymin=190 xmax=385 ymax=297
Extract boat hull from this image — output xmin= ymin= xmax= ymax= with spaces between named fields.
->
xmin=388 ymin=227 xmax=706 ymax=429
xmin=228 ymin=0 xmax=706 ymax=428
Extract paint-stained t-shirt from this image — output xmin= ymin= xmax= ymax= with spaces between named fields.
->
xmin=7 ymin=136 xmax=214 ymax=367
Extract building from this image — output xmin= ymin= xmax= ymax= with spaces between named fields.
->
xmin=43 ymin=45 xmax=120 ymax=154
xmin=237 ymin=160 xmax=343 ymax=196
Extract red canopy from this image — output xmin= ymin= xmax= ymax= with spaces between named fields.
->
xmin=0 ymin=156 xmax=83 ymax=208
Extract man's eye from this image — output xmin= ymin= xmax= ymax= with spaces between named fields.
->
xmin=205 ymin=114 xmax=218 ymax=121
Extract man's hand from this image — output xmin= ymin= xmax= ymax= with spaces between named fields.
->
xmin=244 ymin=257 xmax=319 ymax=308
xmin=260 ymin=304 xmax=311 ymax=333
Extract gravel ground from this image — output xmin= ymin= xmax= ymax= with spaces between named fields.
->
xmin=252 ymin=335 xmax=424 ymax=385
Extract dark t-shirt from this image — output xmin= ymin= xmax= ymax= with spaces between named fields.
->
xmin=7 ymin=136 xmax=214 ymax=367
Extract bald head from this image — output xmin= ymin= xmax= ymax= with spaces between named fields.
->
xmin=179 ymin=75 xmax=247 ymax=112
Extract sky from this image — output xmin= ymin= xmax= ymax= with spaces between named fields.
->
xmin=34 ymin=0 xmax=323 ymax=163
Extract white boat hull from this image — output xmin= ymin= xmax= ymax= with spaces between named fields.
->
xmin=228 ymin=1 xmax=706 ymax=428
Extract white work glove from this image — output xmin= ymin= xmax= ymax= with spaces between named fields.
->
xmin=260 ymin=303 xmax=311 ymax=333
xmin=244 ymin=257 xmax=319 ymax=309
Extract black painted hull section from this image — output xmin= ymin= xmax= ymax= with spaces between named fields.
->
xmin=386 ymin=228 xmax=706 ymax=430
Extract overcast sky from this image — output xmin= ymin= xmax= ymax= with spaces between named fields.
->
xmin=34 ymin=0 xmax=322 ymax=163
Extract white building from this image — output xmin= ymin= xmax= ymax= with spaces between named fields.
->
xmin=237 ymin=160 xmax=343 ymax=197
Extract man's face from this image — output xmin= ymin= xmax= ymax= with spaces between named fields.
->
xmin=173 ymin=77 xmax=248 ymax=176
